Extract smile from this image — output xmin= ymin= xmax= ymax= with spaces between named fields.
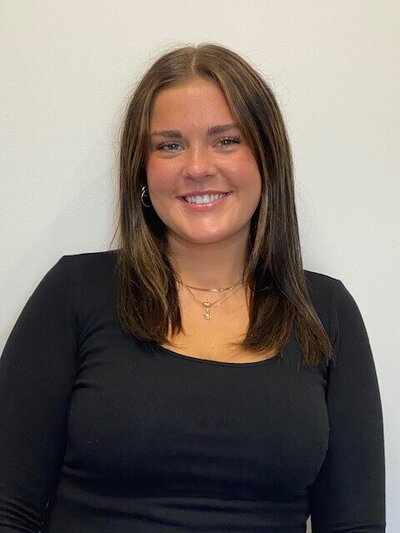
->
xmin=183 ymin=193 xmax=228 ymax=204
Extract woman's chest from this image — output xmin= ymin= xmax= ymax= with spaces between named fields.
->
xmin=64 ymin=330 xmax=329 ymax=500
xmin=163 ymin=300 xmax=277 ymax=363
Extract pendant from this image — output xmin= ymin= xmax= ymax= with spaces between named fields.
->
xmin=202 ymin=301 xmax=211 ymax=320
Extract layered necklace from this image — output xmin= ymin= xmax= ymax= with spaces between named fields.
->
xmin=180 ymin=279 xmax=243 ymax=320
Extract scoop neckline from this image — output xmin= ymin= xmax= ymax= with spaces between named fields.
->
xmin=156 ymin=345 xmax=282 ymax=367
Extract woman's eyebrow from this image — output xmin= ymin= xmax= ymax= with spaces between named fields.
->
xmin=150 ymin=129 xmax=182 ymax=138
xmin=207 ymin=123 xmax=239 ymax=135
xmin=150 ymin=123 xmax=240 ymax=138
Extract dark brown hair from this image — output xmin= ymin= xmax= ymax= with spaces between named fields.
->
xmin=114 ymin=43 xmax=332 ymax=367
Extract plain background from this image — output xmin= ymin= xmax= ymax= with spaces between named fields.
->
xmin=1 ymin=1 xmax=399 ymax=531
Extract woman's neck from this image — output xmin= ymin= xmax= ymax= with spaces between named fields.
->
xmin=167 ymin=233 xmax=249 ymax=289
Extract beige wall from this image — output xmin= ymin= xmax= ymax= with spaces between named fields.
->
xmin=1 ymin=1 xmax=399 ymax=530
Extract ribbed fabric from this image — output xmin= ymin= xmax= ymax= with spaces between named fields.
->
xmin=0 ymin=251 xmax=385 ymax=532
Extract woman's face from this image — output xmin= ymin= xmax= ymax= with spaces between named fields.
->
xmin=146 ymin=79 xmax=262 ymax=249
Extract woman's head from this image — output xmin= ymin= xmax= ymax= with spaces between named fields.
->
xmin=146 ymin=78 xmax=262 ymax=250
xmin=117 ymin=44 xmax=332 ymax=366
xmin=119 ymin=43 xmax=297 ymax=277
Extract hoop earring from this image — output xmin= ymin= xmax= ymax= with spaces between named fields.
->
xmin=141 ymin=186 xmax=151 ymax=208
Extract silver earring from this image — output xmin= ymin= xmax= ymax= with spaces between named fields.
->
xmin=141 ymin=186 xmax=151 ymax=208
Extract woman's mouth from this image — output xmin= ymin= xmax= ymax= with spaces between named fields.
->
xmin=178 ymin=191 xmax=230 ymax=211
xmin=182 ymin=192 xmax=228 ymax=204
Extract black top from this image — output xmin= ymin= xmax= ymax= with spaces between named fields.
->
xmin=0 ymin=251 xmax=385 ymax=532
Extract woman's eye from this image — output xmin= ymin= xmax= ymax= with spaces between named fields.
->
xmin=216 ymin=137 xmax=241 ymax=147
xmin=157 ymin=142 xmax=182 ymax=151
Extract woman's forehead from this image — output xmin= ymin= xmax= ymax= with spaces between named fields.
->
xmin=149 ymin=80 xmax=236 ymax=131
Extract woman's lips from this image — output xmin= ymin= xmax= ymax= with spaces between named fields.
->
xmin=179 ymin=191 xmax=230 ymax=210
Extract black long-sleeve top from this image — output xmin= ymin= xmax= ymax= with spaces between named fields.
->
xmin=0 ymin=250 xmax=385 ymax=532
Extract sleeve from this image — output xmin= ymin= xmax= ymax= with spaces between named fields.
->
xmin=0 ymin=256 xmax=80 ymax=532
xmin=309 ymin=280 xmax=385 ymax=532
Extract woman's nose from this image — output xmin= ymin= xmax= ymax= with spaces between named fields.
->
xmin=182 ymin=146 xmax=216 ymax=180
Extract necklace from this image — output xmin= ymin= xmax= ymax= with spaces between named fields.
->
xmin=183 ymin=280 xmax=241 ymax=293
xmin=181 ymin=280 xmax=242 ymax=320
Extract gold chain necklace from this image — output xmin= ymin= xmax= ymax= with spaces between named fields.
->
xmin=183 ymin=280 xmax=240 ymax=293
xmin=181 ymin=280 xmax=242 ymax=320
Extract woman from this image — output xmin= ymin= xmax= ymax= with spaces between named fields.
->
xmin=0 ymin=44 xmax=385 ymax=532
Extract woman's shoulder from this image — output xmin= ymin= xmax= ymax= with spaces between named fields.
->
xmin=303 ymin=269 xmax=356 ymax=336
xmin=58 ymin=248 xmax=119 ymax=296
xmin=304 ymin=269 xmax=366 ymax=345
xmin=58 ymin=249 xmax=118 ymax=282
xmin=61 ymin=249 xmax=118 ymax=268
xmin=304 ymin=269 xmax=340 ymax=302
xmin=304 ymin=268 xmax=354 ymax=308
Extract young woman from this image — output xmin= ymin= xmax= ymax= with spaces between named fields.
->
xmin=0 ymin=44 xmax=385 ymax=532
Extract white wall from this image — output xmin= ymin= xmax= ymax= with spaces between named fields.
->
xmin=1 ymin=1 xmax=399 ymax=530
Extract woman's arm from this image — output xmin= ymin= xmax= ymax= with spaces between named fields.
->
xmin=0 ymin=256 xmax=79 ymax=532
xmin=309 ymin=280 xmax=385 ymax=532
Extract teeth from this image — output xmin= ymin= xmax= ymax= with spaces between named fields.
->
xmin=184 ymin=193 xmax=227 ymax=204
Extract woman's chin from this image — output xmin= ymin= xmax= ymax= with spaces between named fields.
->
xmin=167 ymin=227 xmax=250 ymax=249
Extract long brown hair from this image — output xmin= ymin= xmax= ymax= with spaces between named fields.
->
xmin=114 ymin=43 xmax=332 ymax=367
